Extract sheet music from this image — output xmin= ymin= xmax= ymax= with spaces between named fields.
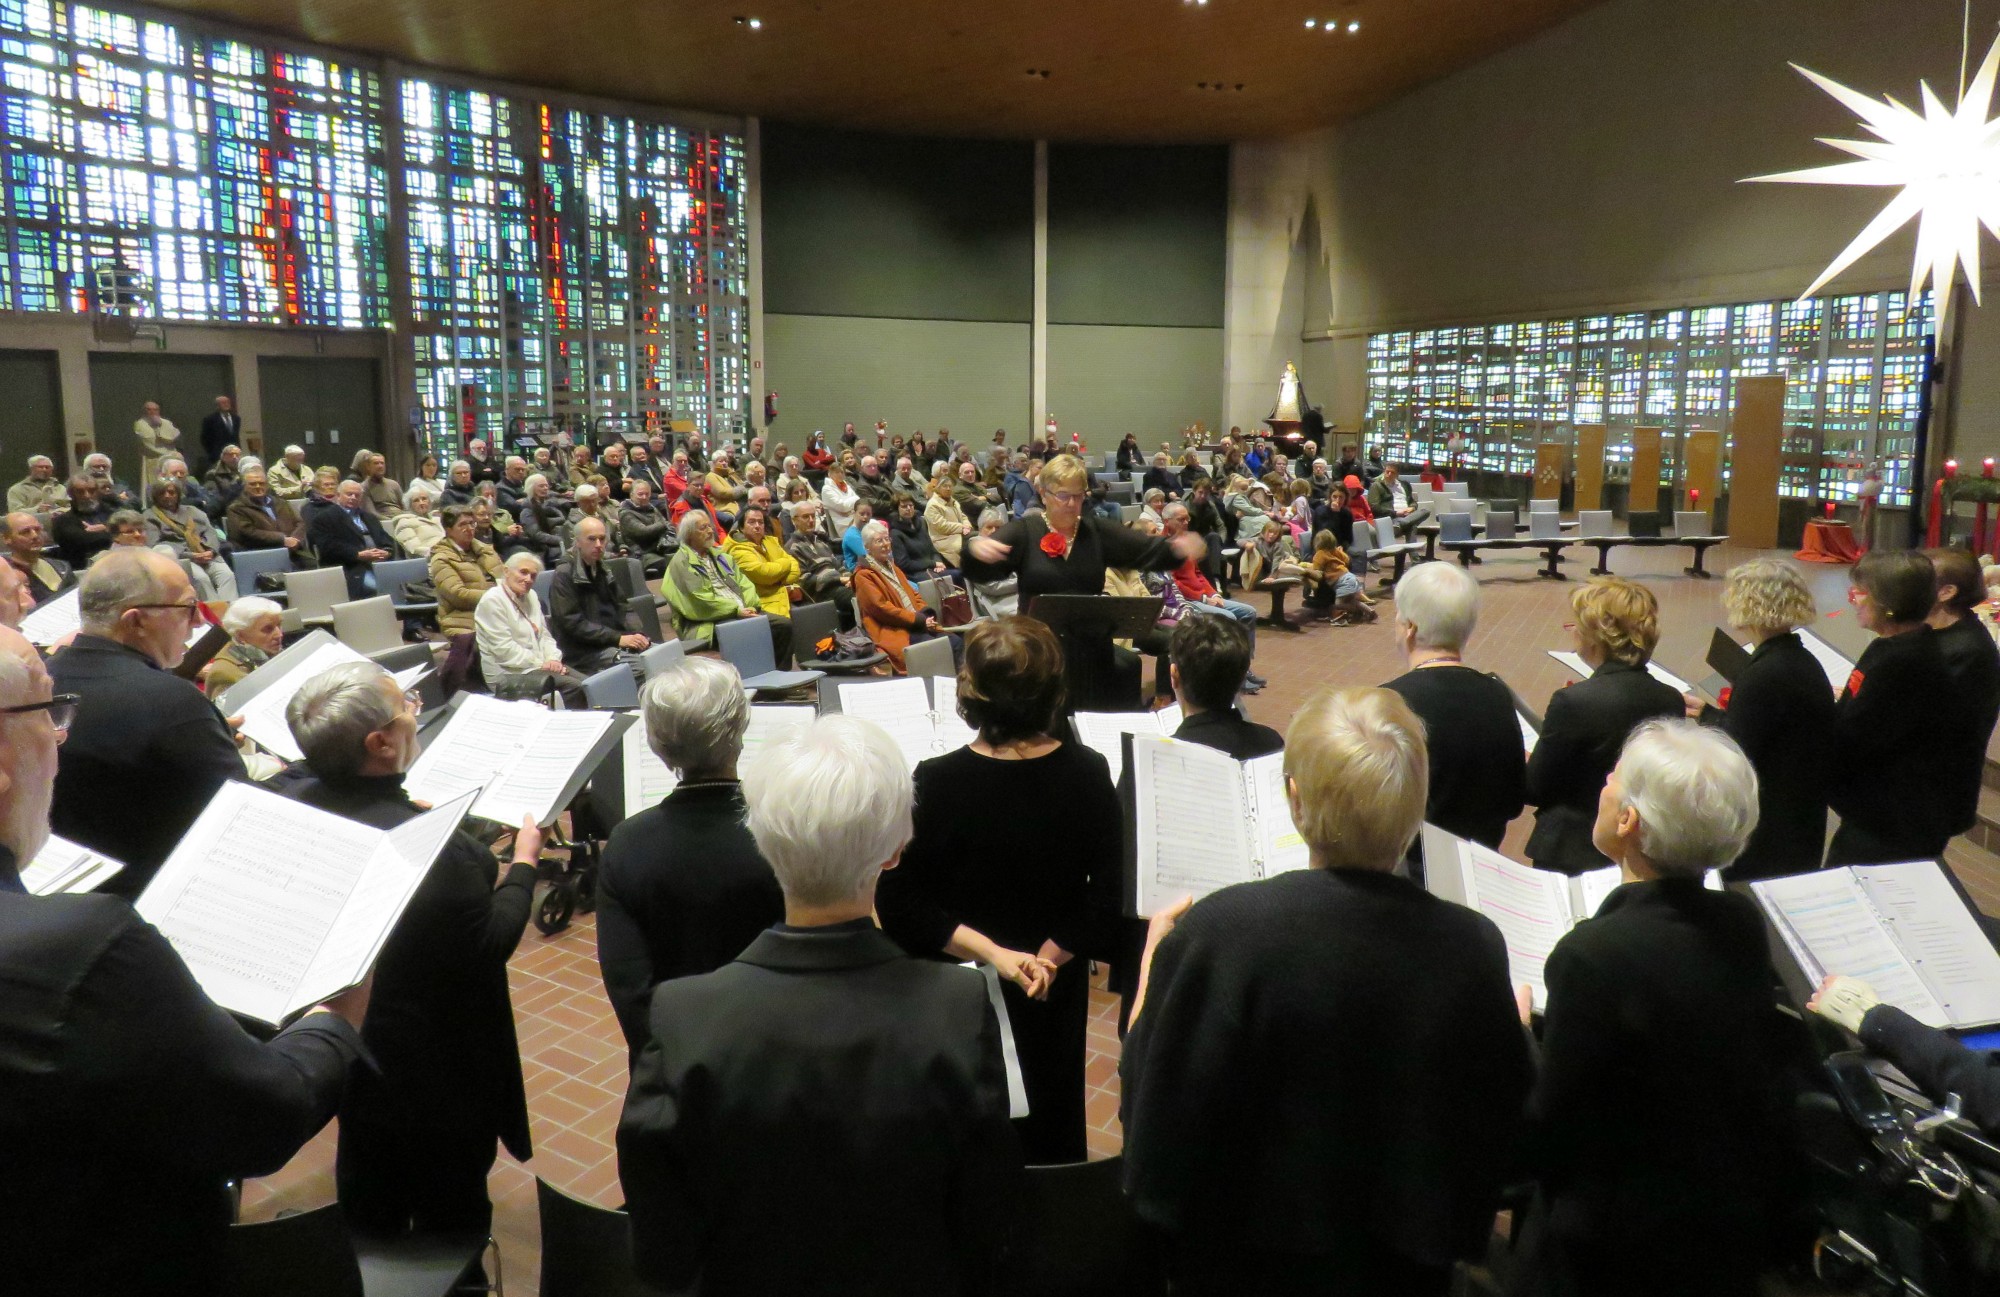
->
xmin=1753 ymin=871 xmax=1948 ymax=1028
xmin=1245 ymin=752 xmax=1309 ymax=876
xmin=20 ymin=589 xmax=79 ymax=646
xmin=1518 ymin=713 xmax=1539 ymax=755
xmin=1458 ymin=839 xmax=1574 ymax=1013
xmin=1798 ymin=630 xmax=1856 ymax=694
xmin=18 ymin=834 xmax=124 ymax=895
xmin=233 ymin=639 xmax=370 ymax=762
xmin=405 ymin=694 xmax=541 ymax=809
xmin=1573 ymin=865 xmax=1624 ymax=919
xmin=931 ymin=677 xmax=978 ymax=754
xmin=1071 ymin=705 xmax=1182 ymax=783
xmin=476 ymin=709 xmax=614 ymax=825
xmin=967 ymin=962 xmax=1031 ymax=1119
xmin=621 ymin=719 xmax=680 ymax=815
xmin=1131 ymin=736 xmax=1254 ymax=913
xmin=1548 ymin=648 xmax=1690 ymax=694
xmin=838 ymin=677 xmax=937 ymax=772
xmin=1855 ymin=862 xmax=2000 ymax=1028
xmin=742 ymin=704 xmax=816 ymax=766
xmin=391 ymin=664 xmax=431 ymax=694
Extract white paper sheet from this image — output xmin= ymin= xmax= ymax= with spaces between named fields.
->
xmin=1855 ymin=862 xmax=2000 ymax=1029
xmin=1131 ymin=736 xmax=1255 ymax=913
xmin=1071 ymin=706 xmax=1183 ymax=783
xmin=233 ymin=639 xmax=370 ymax=762
xmin=404 ymin=694 xmax=614 ymax=825
xmin=1754 ymin=870 xmax=1948 ymax=1028
xmin=1518 ymin=712 xmax=1539 ymax=755
xmin=838 ymin=677 xmax=939 ymax=772
xmin=620 ymin=720 xmax=680 ymax=816
xmin=19 ymin=589 xmax=79 ymax=646
xmin=1457 ymin=839 xmax=1575 ymax=1013
xmin=1245 ymin=752 xmax=1309 ymax=876
xmin=1798 ymin=629 xmax=1857 ymax=694
xmin=475 ymin=709 xmax=616 ymax=826
xmin=968 ymin=962 xmax=1031 ymax=1119
xmin=18 ymin=834 xmax=124 ymax=895
xmin=930 ymin=677 xmax=978 ymax=754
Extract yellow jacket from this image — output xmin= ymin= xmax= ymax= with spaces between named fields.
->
xmin=726 ymin=533 xmax=801 ymax=619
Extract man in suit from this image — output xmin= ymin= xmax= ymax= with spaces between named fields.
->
xmin=597 ymin=657 xmax=783 ymax=1058
xmin=0 ymin=621 xmax=371 ymax=1297
xmin=226 ymin=465 xmax=313 ymax=564
xmin=49 ymin=550 xmax=243 ymax=897
xmin=4 ymin=513 xmax=73 ymax=605
xmin=617 ymin=714 xmax=1019 ymax=1297
xmin=307 ymin=477 xmax=394 ymax=598
xmin=198 ymin=394 xmax=240 ymax=475
xmin=282 ymin=662 xmax=541 ymax=1236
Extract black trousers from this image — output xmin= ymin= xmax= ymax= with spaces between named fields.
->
xmin=1003 ymin=955 xmax=1090 ymax=1166
xmin=337 ymin=1118 xmax=496 ymax=1237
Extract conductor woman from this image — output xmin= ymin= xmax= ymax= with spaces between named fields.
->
xmin=960 ymin=453 xmax=1203 ymax=711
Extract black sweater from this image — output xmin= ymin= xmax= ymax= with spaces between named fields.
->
xmin=1934 ymin=615 xmax=2000 ymax=834
xmin=1384 ymin=665 xmax=1527 ymax=849
xmin=1525 ymin=660 xmax=1683 ymax=873
xmin=1829 ymin=627 xmax=1969 ymax=861
xmin=1703 ymin=632 xmax=1837 ymax=879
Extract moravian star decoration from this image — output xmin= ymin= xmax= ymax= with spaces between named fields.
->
xmin=1746 ymin=31 xmax=2000 ymax=335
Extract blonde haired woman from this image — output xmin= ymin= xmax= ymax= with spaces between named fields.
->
xmin=1525 ymin=577 xmax=1684 ymax=873
xmin=924 ymin=469 xmax=972 ymax=566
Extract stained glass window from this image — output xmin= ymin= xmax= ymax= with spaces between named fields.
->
xmin=1364 ymin=291 xmax=1933 ymax=506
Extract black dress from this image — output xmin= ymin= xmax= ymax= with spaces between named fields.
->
xmin=1383 ymin=664 xmax=1527 ymax=850
xmin=1698 ymin=632 xmax=1837 ymax=879
xmin=1827 ymin=627 xmax=1972 ymax=864
xmin=1933 ymin=615 xmax=2000 ymax=835
xmin=1525 ymin=660 xmax=1683 ymax=873
xmin=878 ymin=742 xmax=1122 ymax=1165
xmin=957 ymin=513 xmax=1178 ymax=712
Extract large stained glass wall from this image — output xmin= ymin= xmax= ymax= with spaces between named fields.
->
xmin=0 ymin=0 xmax=387 ymax=324
xmin=401 ymin=82 xmax=750 ymax=459
xmin=1363 ymin=290 xmax=1933 ymax=506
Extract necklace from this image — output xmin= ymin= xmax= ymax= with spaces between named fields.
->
xmin=1412 ymin=652 xmax=1463 ymax=669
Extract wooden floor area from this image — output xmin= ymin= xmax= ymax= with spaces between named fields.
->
xmin=240 ymin=539 xmax=2000 ymax=1294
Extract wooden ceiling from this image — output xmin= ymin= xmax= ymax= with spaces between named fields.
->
xmin=149 ymin=0 xmax=1607 ymax=142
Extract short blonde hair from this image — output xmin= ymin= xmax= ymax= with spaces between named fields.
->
xmin=1570 ymin=577 xmax=1659 ymax=666
xmin=1039 ymin=453 xmax=1089 ymax=496
xmin=1283 ymin=685 xmax=1428 ymax=869
xmin=1722 ymin=558 xmax=1815 ymax=634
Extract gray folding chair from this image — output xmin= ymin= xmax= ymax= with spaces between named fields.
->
xmin=330 ymin=596 xmax=405 ymax=659
xmin=284 ymin=565 xmax=348 ymax=630
xmin=372 ymin=556 xmax=437 ymax=617
xmin=1438 ymin=510 xmax=1475 ymax=545
xmin=1673 ymin=510 xmax=1716 ymax=538
xmin=1528 ymin=498 xmax=1559 ymax=513
xmin=582 ymin=662 xmax=641 ymax=709
xmin=639 ymin=639 xmax=687 ymax=679
xmin=1529 ymin=512 xmax=1564 ymax=540
xmin=905 ymin=635 xmax=956 ymax=680
xmin=1578 ymin=510 xmax=1615 ymax=538
xmin=1483 ymin=511 xmax=1518 ymax=540
xmin=1120 ymin=504 xmax=1142 ymax=524
xmin=1442 ymin=482 xmax=1471 ymax=498
xmin=1444 ymin=497 xmax=1478 ymax=514
xmin=228 ymin=547 xmax=294 ymax=603
xmin=792 ymin=600 xmax=885 ymax=673
xmin=715 ymin=614 xmax=825 ymax=692
xmin=534 ymin=568 xmax=557 ymax=617
xmin=915 ymin=579 xmax=942 ymax=615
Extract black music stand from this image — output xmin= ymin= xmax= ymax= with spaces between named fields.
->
xmin=1025 ymin=595 xmax=1164 ymax=713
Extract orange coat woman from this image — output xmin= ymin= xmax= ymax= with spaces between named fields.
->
xmin=853 ymin=519 xmax=942 ymax=673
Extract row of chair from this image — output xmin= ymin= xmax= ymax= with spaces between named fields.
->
xmin=1434 ymin=508 xmax=1727 ymax=578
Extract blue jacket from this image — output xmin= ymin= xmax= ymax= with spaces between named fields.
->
xmin=1001 ymin=471 xmax=1036 ymax=518
xmin=842 ymin=525 xmax=868 ymax=571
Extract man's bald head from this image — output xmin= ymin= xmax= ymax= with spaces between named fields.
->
xmin=0 ymin=623 xmax=57 ymax=865
xmin=0 ymin=563 xmax=31 ymax=630
xmin=80 ymin=549 xmax=194 ymax=667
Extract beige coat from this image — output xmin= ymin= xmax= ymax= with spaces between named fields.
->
xmin=428 ymin=538 xmax=505 ymax=636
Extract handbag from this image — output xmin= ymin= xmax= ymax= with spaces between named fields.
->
xmin=937 ymin=575 xmax=974 ymax=627
xmin=813 ymin=625 xmax=879 ymax=663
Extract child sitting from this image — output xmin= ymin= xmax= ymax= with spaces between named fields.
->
xmin=1303 ymin=528 xmax=1376 ymax=625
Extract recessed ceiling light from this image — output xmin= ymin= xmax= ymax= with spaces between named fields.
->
xmin=1347 ymin=19 xmax=1360 ymax=32
xmin=734 ymin=14 xmax=761 ymax=27
xmin=1304 ymin=18 xmax=1316 ymax=27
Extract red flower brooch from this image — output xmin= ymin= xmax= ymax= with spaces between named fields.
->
xmin=1040 ymin=529 xmax=1069 ymax=559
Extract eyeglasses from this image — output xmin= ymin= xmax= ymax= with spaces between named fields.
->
xmin=1 ymin=694 xmax=78 ymax=732
xmin=127 ymin=600 xmax=201 ymax=617
xmin=1044 ymin=490 xmax=1084 ymax=505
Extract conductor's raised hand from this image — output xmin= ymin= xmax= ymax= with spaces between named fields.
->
xmin=965 ymin=535 xmax=1011 ymax=565
xmin=1169 ymin=531 xmax=1207 ymax=563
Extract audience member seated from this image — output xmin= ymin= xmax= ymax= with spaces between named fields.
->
xmin=599 ymin=443 xmax=631 ymax=501
xmin=297 ymin=466 xmax=343 ymax=536
xmin=726 ymin=503 xmax=802 ymax=621
xmin=429 ymin=503 xmax=505 ymax=642
xmin=967 ymin=508 xmax=1020 ymax=619
xmin=439 ymin=459 xmax=477 ymax=507
xmin=3 ymin=512 xmax=72 ymax=605
xmin=474 ymin=552 xmax=582 ymax=704
xmin=308 ymin=478 xmax=396 ymax=599
xmin=1163 ymin=502 xmax=1266 ymax=689
xmin=1684 ymin=559 xmax=1836 ymax=879
xmin=1811 ymin=976 xmax=2000 ymax=1137
xmin=496 ymin=456 xmax=530 ymax=514
xmin=1926 ymin=546 xmax=2000 ymax=846
xmin=143 ymin=481 xmax=238 ymax=601
xmin=0 ymin=622 xmax=368 ymax=1297
xmin=1366 ymin=462 xmax=1433 ymax=537
xmin=597 ymin=658 xmax=783 ymax=1057
xmin=925 ymin=469 xmax=974 ymax=568
xmin=1142 ymin=450 xmax=1181 ymax=501
xmin=351 ymin=450 xmax=402 ymax=519
xmin=286 ymin=660 xmax=540 ymax=1237
xmin=1300 ymin=528 xmax=1373 ymax=627
xmin=49 ymin=550 xmax=243 ymax=896
xmin=51 ymin=474 xmax=115 ymax=569
xmin=551 ymin=516 xmax=650 ymax=674
xmin=96 ymin=509 xmax=152 ymax=560
xmin=1382 ymin=561 xmax=1525 ymax=851
xmin=1514 ymin=719 xmax=1789 ymax=1297
xmin=387 ymin=483 xmax=444 ymax=557
xmin=854 ymin=518 xmax=948 ymax=674
xmin=226 ymin=464 xmax=313 ymax=565
xmin=567 ymin=483 xmax=624 ymax=552
xmin=7 ymin=455 xmax=65 ymax=514
xmin=202 ymin=444 xmax=245 ymax=509
xmin=518 ymin=472 xmax=569 ymax=562
xmin=471 ymin=496 xmax=532 ymax=562
xmin=156 ymin=457 xmax=217 ymax=522
xmin=620 ymin=478 xmax=672 ymax=576
xmin=202 ymin=595 xmax=285 ymax=699
xmin=267 ymin=443 xmax=311 ymax=498
xmin=880 ymin=617 xmax=1113 ymax=1163
xmin=1121 ymin=685 xmax=1532 ymax=1296
xmin=889 ymin=492 xmax=952 ymax=582
xmin=405 ymin=453 xmax=446 ymax=508
xmin=1828 ymin=550 xmax=1973 ymax=865
xmin=618 ymin=714 xmax=1018 ymax=1295
xmin=82 ymin=452 xmax=138 ymax=511
xmin=1526 ymin=577 xmax=1682 ymax=874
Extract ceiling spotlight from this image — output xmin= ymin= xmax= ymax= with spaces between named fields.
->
xmin=1347 ymin=19 xmax=1360 ymax=31
xmin=733 ymin=14 xmax=761 ymax=26
xmin=1304 ymin=18 xmax=1316 ymax=26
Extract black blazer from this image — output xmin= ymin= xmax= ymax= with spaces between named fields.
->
xmin=285 ymin=773 xmax=536 ymax=1158
xmin=1861 ymin=1003 xmax=2000 ymax=1136
xmin=616 ymin=921 xmax=1019 ymax=1296
xmin=1384 ymin=664 xmax=1527 ymax=849
xmin=1121 ymin=868 xmax=1531 ymax=1275
xmin=0 ymin=883 xmax=362 ymax=1297
xmin=596 ymin=781 xmax=783 ymax=1056
xmin=1141 ymin=466 xmax=1181 ymax=499
xmin=1515 ymin=880 xmax=1791 ymax=1297
xmin=199 ymin=408 xmax=240 ymax=464
xmin=1525 ymin=660 xmax=1683 ymax=873
xmin=1934 ymin=615 xmax=2000 ymax=834
xmin=49 ymin=634 xmax=244 ymax=895
xmin=1828 ymin=628 xmax=1971 ymax=863
xmin=1174 ymin=705 xmax=1283 ymax=761
xmin=306 ymin=504 xmax=394 ymax=599
xmin=1704 ymin=633 xmax=1837 ymax=879
xmin=549 ymin=554 xmax=634 ymax=660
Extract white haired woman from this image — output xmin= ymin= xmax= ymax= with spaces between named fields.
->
xmin=202 ymin=595 xmax=285 ymax=699
xmin=473 ymin=551 xmax=579 ymax=704
xmin=853 ymin=518 xmax=947 ymax=674
xmin=1121 ymin=686 xmax=1532 ymax=1295
xmin=1513 ymin=719 xmax=1786 ymax=1297
xmin=388 ymin=484 xmax=444 ymax=557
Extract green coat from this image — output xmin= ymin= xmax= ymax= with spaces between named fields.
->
xmin=663 ymin=545 xmax=758 ymax=646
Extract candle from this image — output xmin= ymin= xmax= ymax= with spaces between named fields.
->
xmin=1825 ymin=500 xmax=1837 ymax=519
xmin=1978 ymin=461 xmax=1993 ymax=555
xmin=1929 ymin=461 xmax=1957 ymax=546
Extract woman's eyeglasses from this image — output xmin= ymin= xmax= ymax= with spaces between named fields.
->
xmin=0 ymin=694 xmax=79 ymax=732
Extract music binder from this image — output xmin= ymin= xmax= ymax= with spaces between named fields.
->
xmin=610 ymin=704 xmax=815 ymax=821
xmin=1752 ymin=862 xmax=2000 ymax=1032
xmin=19 ymin=589 xmax=79 ymax=646
xmin=404 ymin=693 xmax=629 ymax=826
xmin=1796 ymin=628 xmax=1857 ymax=694
xmin=834 ymin=676 xmax=975 ymax=771
xmin=19 ymin=834 xmax=125 ymax=895
xmin=1128 ymin=734 xmax=1307 ymax=914
xmin=1071 ymin=705 xmax=1183 ymax=783
xmin=135 ymin=782 xmax=480 ymax=1027
xmin=217 ymin=629 xmax=430 ymax=762
xmin=1548 ymin=649 xmax=1693 ymax=695
xmin=1024 ymin=594 xmax=1163 ymax=642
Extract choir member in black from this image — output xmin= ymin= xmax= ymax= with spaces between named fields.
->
xmin=1122 ymin=686 xmax=1532 ymax=1296
xmin=1686 ymin=558 xmax=1837 ymax=879
xmin=1828 ymin=550 xmax=1975 ymax=865
xmin=1926 ymin=546 xmax=2000 ymax=841
xmin=596 ymin=657 xmax=783 ymax=1060
xmin=1811 ymin=974 xmax=2000 ymax=1138
xmin=1525 ymin=577 xmax=1682 ymax=873
xmin=878 ymin=616 xmax=1118 ymax=1164
xmin=1381 ymin=561 xmax=1526 ymax=850
xmin=1166 ymin=613 xmax=1282 ymax=759
xmin=960 ymin=453 xmax=1203 ymax=712
xmin=1514 ymin=720 xmax=1790 ymax=1297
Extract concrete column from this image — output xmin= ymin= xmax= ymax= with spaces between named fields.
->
xmin=1032 ymin=139 xmax=1048 ymax=437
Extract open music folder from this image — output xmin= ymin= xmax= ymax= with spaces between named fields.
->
xmin=835 ymin=676 xmax=975 ymax=772
xmin=19 ymin=834 xmax=125 ymax=895
xmin=218 ymin=629 xmax=431 ymax=763
xmin=135 ymin=782 xmax=480 ymax=1027
xmin=1752 ymin=862 xmax=2000 ymax=1032
xmin=1071 ymin=705 xmax=1183 ymax=783
xmin=617 ymin=704 xmax=815 ymax=820
xmin=19 ymin=588 xmax=79 ymax=647
xmin=1128 ymin=734 xmax=1307 ymax=914
xmin=404 ymin=693 xmax=627 ymax=826
xmin=1548 ymin=649 xmax=1692 ymax=694
xmin=1421 ymin=825 xmax=1720 ymax=1012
